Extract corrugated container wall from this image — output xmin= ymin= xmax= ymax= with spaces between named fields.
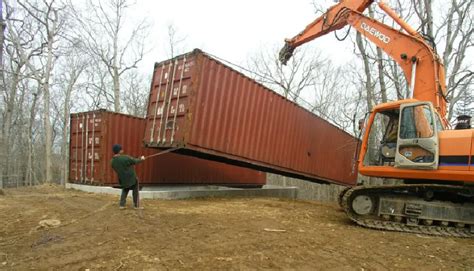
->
xmin=69 ymin=110 xmax=266 ymax=186
xmin=144 ymin=49 xmax=359 ymax=186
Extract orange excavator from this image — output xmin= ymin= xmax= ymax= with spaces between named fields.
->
xmin=280 ymin=0 xmax=474 ymax=237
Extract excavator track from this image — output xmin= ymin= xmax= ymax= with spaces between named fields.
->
xmin=341 ymin=184 xmax=474 ymax=238
xmin=338 ymin=186 xmax=352 ymax=208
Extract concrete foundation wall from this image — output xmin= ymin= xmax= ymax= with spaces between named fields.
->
xmin=266 ymin=174 xmax=347 ymax=202
xmin=266 ymin=174 xmax=403 ymax=203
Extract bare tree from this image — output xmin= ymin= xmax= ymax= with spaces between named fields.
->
xmin=166 ymin=23 xmax=187 ymax=59
xmin=25 ymin=86 xmax=41 ymax=186
xmin=71 ymin=0 xmax=150 ymax=112
xmin=121 ymin=71 xmax=148 ymax=117
xmin=420 ymin=0 xmax=474 ymax=122
xmin=2 ymin=0 xmax=46 ymax=185
xmin=454 ymin=85 xmax=473 ymax=118
xmin=322 ymin=0 xmax=473 ymax=124
xmin=0 ymin=0 xmax=155 ymax=188
xmin=56 ymin=45 xmax=86 ymax=185
xmin=81 ymin=57 xmax=115 ymax=110
xmin=311 ymin=63 xmax=362 ymax=132
xmin=247 ymin=45 xmax=359 ymax=130
xmin=0 ymin=0 xmax=6 ymax=188
xmin=248 ymin=46 xmax=323 ymax=101
xmin=15 ymin=0 xmax=65 ymax=183
xmin=352 ymin=0 xmax=473 ymax=122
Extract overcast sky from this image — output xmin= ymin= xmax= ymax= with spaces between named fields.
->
xmin=131 ymin=0 xmax=355 ymax=74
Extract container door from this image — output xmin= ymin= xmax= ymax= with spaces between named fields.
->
xmin=395 ymin=102 xmax=439 ymax=169
xmin=147 ymin=54 xmax=193 ymax=145
xmin=69 ymin=112 xmax=102 ymax=183
xmin=69 ymin=115 xmax=84 ymax=182
xmin=79 ymin=114 xmax=87 ymax=182
xmin=86 ymin=113 xmax=102 ymax=183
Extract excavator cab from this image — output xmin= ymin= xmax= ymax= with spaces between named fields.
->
xmin=363 ymin=101 xmax=440 ymax=170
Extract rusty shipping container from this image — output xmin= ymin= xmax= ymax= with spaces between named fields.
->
xmin=144 ymin=49 xmax=359 ymax=186
xmin=69 ymin=110 xmax=266 ymax=186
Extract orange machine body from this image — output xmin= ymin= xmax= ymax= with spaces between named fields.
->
xmin=280 ymin=0 xmax=473 ymax=185
xmin=280 ymin=0 xmax=474 ymax=237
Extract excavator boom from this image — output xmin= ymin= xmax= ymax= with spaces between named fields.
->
xmin=280 ymin=0 xmax=447 ymax=119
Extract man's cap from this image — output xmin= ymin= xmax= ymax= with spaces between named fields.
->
xmin=112 ymin=144 xmax=122 ymax=154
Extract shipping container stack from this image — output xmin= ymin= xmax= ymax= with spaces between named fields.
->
xmin=70 ymin=49 xmax=359 ymax=188
xmin=144 ymin=49 xmax=359 ymax=186
xmin=68 ymin=110 xmax=266 ymax=187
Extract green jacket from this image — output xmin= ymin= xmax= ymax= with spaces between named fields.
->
xmin=111 ymin=155 xmax=143 ymax=188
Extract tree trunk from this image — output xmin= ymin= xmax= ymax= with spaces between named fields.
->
xmin=43 ymin=30 xmax=55 ymax=183
xmin=61 ymin=78 xmax=74 ymax=186
xmin=43 ymin=82 xmax=53 ymax=183
xmin=61 ymin=103 xmax=70 ymax=186
xmin=16 ymin=83 xmax=27 ymax=186
xmin=1 ymin=65 xmax=23 ymax=185
xmin=113 ymin=67 xmax=121 ymax=112
xmin=422 ymin=0 xmax=434 ymax=43
xmin=356 ymin=32 xmax=374 ymax=111
xmin=0 ymin=0 xmax=5 ymax=189
xmin=376 ymin=48 xmax=388 ymax=103
xmin=356 ymin=31 xmax=377 ymax=167
xmin=390 ymin=61 xmax=405 ymax=100
xmin=112 ymin=25 xmax=121 ymax=112
xmin=27 ymin=91 xmax=40 ymax=186
xmin=368 ymin=7 xmax=387 ymax=103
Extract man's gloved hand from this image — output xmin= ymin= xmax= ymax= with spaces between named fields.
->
xmin=140 ymin=156 xmax=145 ymax=160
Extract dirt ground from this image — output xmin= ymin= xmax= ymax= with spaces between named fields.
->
xmin=0 ymin=185 xmax=472 ymax=270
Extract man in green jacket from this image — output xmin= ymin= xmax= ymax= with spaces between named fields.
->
xmin=110 ymin=144 xmax=145 ymax=209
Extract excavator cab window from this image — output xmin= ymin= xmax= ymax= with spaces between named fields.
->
xmin=379 ymin=112 xmax=400 ymax=164
xmin=395 ymin=103 xmax=439 ymax=169
xmin=363 ymin=109 xmax=400 ymax=166
xmin=399 ymin=105 xmax=434 ymax=139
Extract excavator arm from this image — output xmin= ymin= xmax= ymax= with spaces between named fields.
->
xmin=279 ymin=0 xmax=373 ymax=64
xmin=280 ymin=0 xmax=447 ymax=120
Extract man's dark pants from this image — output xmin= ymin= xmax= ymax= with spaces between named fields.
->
xmin=120 ymin=183 xmax=139 ymax=207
